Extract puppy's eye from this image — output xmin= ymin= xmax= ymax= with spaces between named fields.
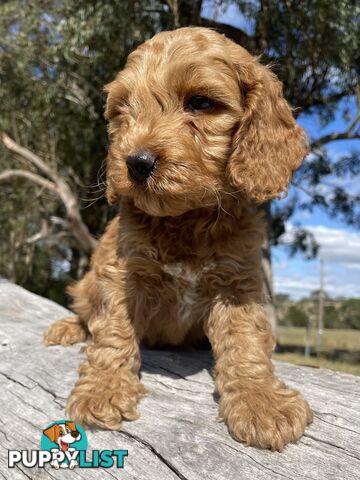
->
xmin=186 ymin=95 xmax=215 ymax=112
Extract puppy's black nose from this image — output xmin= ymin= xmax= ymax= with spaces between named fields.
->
xmin=126 ymin=150 xmax=157 ymax=182
xmin=70 ymin=430 xmax=79 ymax=438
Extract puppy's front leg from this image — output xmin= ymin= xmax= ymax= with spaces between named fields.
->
xmin=66 ymin=303 xmax=145 ymax=430
xmin=206 ymin=302 xmax=313 ymax=450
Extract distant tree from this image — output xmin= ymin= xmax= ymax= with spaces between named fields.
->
xmin=339 ymin=299 xmax=360 ymax=329
xmin=0 ymin=0 xmax=157 ymax=301
xmin=323 ymin=305 xmax=344 ymax=329
xmin=284 ymin=305 xmax=308 ymax=327
xmin=275 ymin=293 xmax=290 ymax=303
xmin=309 ymin=289 xmax=331 ymax=300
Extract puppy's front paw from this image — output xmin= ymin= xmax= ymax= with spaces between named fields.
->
xmin=222 ymin=383 xmax=313 ymax=451
xmin=44 ymin=316 xmax=88 ymax=346
xmin=66 ymin=374 xmax=146 ymax=430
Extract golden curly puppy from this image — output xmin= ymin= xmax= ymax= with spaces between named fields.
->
xmin=44 ymin=27 xmax=312 ymax=451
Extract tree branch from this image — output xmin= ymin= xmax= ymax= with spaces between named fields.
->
xmin=200 ymin=17 xmax=255 ymax=51
xmin=24 ymin=220 xmax=49 ymax=245
xmin=1 ymin=131 xmax=58 ymax=182
xmin=0 ymin=169 xmax=57 ymax=192
xmin=291 ymin=180 xmax=319 ymax=199
xmin=1 ymin=133 xmax=98 ymax=254
xmin=255 ymin=0 xmax=269 ymax=54
xmin=292 ymin=92 xmax=347 ymax=116
xmin=311 ymin=132 xmax=360 ymax=150
xmin=166 ymin=0 xmax=180 ymax=28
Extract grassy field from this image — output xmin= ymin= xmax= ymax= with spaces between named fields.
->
xmin=277 ymin=326 xmax=360 ymax=352
xmin=275 ymin=326 xmax=360 ymax=376
xmin=273 ymin=352 xmax=360 ymax=376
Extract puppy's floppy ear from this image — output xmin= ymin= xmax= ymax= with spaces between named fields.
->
xmin=103 ymin=77 xmax=128 ymax=121
xmin=65 ymin=421 xmax=76 ymax=431
xmin=103 ymin=80 xmax=119 ymax=121
xmin=43 ymin=424 xmax=61 ymax=442
xmin=103 ymin=78 xmax=125 ymax=206
xmin=227 ymin=49 xmax=308 ymax=202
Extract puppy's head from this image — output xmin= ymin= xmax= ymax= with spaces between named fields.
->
xmin=43 ymin=421 xmax=81 ymax=447
xmin=105 ymin=27 xmax=308 ymax=216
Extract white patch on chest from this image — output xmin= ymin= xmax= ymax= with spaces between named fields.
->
xmin=161 ymin=262 xmax=215 ymax=323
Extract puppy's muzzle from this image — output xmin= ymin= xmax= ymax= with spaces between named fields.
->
xmin=127 ymin=150 xmax=157 ymax=183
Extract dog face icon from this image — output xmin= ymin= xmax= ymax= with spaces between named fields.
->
xmin=41 ymin=421 xmax=87 ymax=470
xmin=43 ymin=421 xmax=81 ymax=466
xmin=43 ymin=421 xmax=81 ymax=451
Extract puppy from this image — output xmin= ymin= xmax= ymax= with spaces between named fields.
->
xmin=44 ymin=27 xmax=312 ymax=451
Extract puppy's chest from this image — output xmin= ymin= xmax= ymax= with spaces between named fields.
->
xmin=161 ymin=261 xmax=215 ymax=323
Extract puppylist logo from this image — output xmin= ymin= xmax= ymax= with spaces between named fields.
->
xmin=8 ymin=420 xmax=128 ymax=470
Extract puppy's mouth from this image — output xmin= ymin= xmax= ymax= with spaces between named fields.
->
xmin=60 ymin=440 xmax=69 ymax=451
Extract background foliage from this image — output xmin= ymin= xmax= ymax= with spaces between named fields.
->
xmin=0 ymin=0 xmax=359 ymax=306
xmin=276 ymin=293 xmax=360 ymax=330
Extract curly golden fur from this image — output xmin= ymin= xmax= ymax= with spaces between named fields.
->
xmin=44 ymin=27 xmax=312 ymax=450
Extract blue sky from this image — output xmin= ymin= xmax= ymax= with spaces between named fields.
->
xmin=202 ymin=2 xmax=360 ymax=299
xmin=274 ymin=105 xmax=360 ymax=300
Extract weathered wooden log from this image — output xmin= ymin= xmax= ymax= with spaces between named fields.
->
xmin=0 ymin=279 xmax=359 ymax=479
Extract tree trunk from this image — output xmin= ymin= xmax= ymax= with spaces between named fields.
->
xmin=262 ymin=203 xmax=277 ymax=335
xmin=255 ymin=3 xmax=277 ymax=336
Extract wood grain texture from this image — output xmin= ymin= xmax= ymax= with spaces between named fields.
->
xmin=0 ymin=279 xmax=359 ymax=479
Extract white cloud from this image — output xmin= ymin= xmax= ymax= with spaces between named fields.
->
xmin=274 ymin=276 xmax=319 ymax=298
xmin=313 ymin=227 xmax=360 ymax=264
xmin=274 ymin=271 xmax=360 ymax=299
xmin=275 ymin=225 xmax=360 ymax=299
xmin=292 ymin=210 xmax=312 ymax=221
xmin=282 ymin=224 xmax=360 ymax=265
